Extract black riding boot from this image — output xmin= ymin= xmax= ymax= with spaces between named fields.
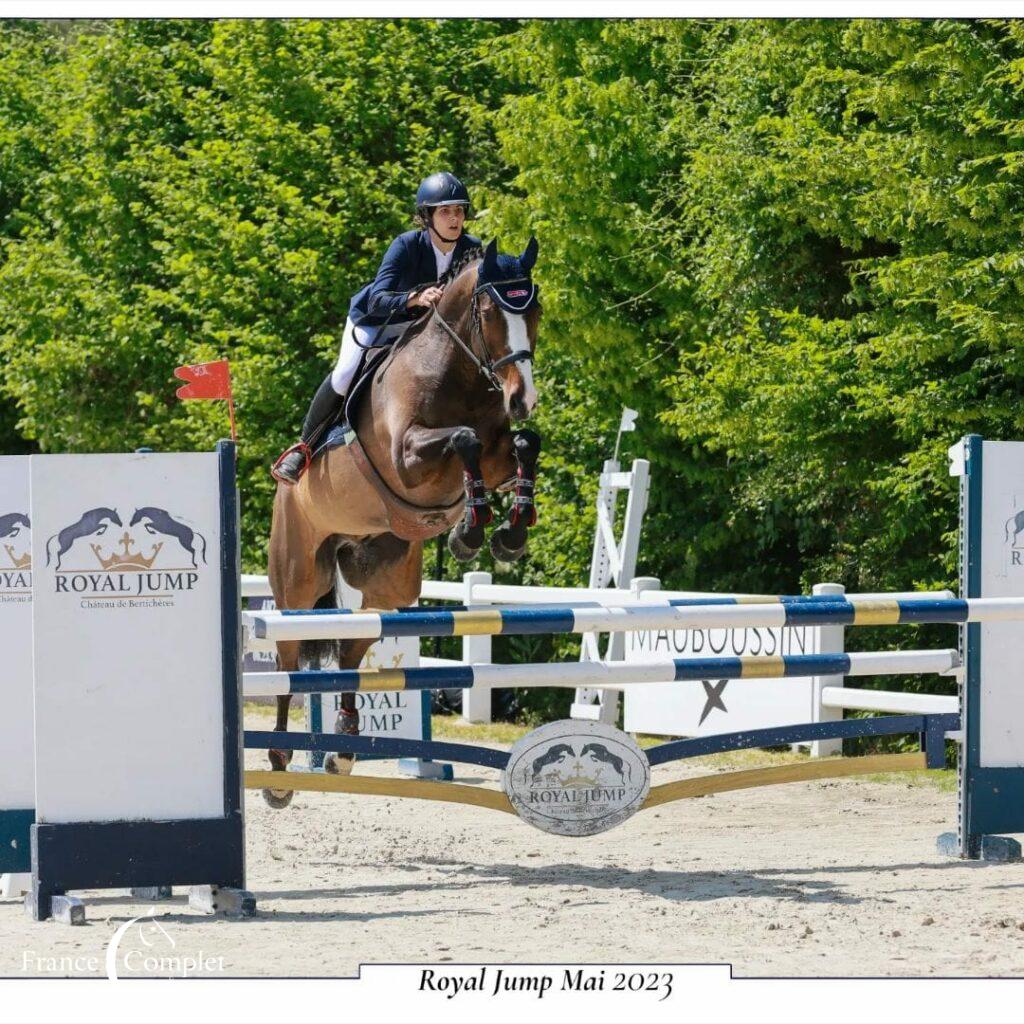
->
xmin=272 ymin=374 xmax=346 ymax=484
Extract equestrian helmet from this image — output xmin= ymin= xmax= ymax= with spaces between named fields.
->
xmin=416 ymin=172 xmax=470 ymax=213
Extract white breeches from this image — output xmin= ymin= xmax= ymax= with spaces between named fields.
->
xmin=330 ymin=318 xmax=408 ymax=395
xmin=329 ymin=318 xmax=367 ymax=396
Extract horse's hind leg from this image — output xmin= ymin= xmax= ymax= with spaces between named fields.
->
xmin=321 ymin=637 xmax=374 ymax=778
xmin=263 ymin=489 xmax=332 ymax=808
xmin=490 ymin=428 xmax=541 ymax=562
xmin=323 ymin=535 xmax=424 ymax=775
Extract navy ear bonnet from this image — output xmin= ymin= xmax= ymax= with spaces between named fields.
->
xmin=476 ymin=237 xmax=540 ymax=314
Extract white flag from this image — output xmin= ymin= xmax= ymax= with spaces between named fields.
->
xmin=619 ymin=407 xmax=639 ymax=433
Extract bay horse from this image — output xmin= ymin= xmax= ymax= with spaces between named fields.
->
xmin=264 ymin=238 xmax=542 ymax=806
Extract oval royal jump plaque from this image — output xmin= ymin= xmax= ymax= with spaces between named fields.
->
xmin=503 ymin=720 xmax=651 ymax=836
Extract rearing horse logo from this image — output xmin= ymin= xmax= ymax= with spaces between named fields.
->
xmin=580 ymin=742 xmax=632 ymax=786
xmin=46 ymin=508 xmax=122 ymax=570
xmin=129 ymin=508 xmax=207 ymax=568
xmin=1006 ymin=511 xmax=1024 ymax=549
xmin=529 ymin=742 xmax=632 ymax=788
xmin=0 ymin=512 xmax=31 ymax=569
xmin=530 ymin=744 xmax=575 ymax=784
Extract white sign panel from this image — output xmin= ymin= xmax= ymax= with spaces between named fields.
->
xmin=976 ymin=440 xmax=1024 ymax=767
xmin=623 ymin=623 xmax=819 ymax=737
xmin=31 ymin=452 xmax=227 ymax=823
xmin=0 ymin=457 xmax=33 ymax=813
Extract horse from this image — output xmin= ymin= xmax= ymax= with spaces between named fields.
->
xmin=45 ymin=508 xmax=122 ymax=570
xmin=130 ymin=507 xmax=207 ymax=568
xmin=0 ymin=512 xmax=30 ymax=540
xmin=264 ymin=238 xmax=543 ymax=806
xmin=1006 ymin=510 xmax=1024 ymax=547
xmin=0 ymin=512 xmax=31 ymax=570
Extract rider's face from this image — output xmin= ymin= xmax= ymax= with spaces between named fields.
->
xmin=430 ymin=204 xmax=466 ymax=241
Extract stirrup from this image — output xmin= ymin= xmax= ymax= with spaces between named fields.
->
xmin=271 ymin=442 xmax=312 ymax=484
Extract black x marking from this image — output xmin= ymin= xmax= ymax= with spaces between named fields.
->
xmin=698 ymin=679 xmax=729 ymax=726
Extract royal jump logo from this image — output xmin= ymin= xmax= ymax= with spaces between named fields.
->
xmin=504 ymin=720 xmax=651 ymax=837
xmin=0 ymin=511 xmax=32 ymax=599
xmin=45 ymin=504 xmax=209 ymax=604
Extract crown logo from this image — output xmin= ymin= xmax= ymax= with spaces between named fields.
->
xmin=4 ymin=545 xmax=31 ymax=570
xmin=537 ymin=758 xmax=602 ymax=791
xmin=561 ymin=766 xmax=603 ymax=790
xmin=91 ymin=531 xmax=163 ymax=571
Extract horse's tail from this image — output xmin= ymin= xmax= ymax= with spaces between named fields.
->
xmin=45 ymin=533 xmax=56 ymax=566
xmin=300 ymin=581 xmax=344 ymax=672
xmin=1008 ymin=515 xmax=1017 ymax=543
xmin=198 ymin=531 xmax=207 ymax=566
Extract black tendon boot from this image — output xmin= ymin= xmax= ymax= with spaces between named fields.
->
xmin=271 ymin=374 xmax=346 ymax=484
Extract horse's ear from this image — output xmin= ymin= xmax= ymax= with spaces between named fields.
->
xmin=482 ymin=238 xmax=499 ymax=277
xmin=520 ymin=236 xmax=538 ymax=272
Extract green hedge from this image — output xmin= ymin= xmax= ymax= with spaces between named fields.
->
xmin=3 ymin=19 xmax=1023 ymax=716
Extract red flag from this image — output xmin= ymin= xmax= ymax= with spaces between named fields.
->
xmin=174 ymin=359 xmax=232 ymax=400
xmin=174 ymin=359 xmax=237 ymax=441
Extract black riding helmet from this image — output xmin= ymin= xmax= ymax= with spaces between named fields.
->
xmin=416 ymin=172 xmax=470 ymax=219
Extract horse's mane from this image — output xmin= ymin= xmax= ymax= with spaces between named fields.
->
xmin=438 ymin=244 xmax=484 ymax=287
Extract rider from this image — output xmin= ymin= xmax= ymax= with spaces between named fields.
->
xmin=272 ymin=171 xmax=482 ymax=484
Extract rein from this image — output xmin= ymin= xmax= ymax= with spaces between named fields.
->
xmin=429 ymin=283 xmax=534 ymax=392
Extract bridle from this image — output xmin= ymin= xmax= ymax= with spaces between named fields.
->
xmin=429 ymin=278 xmax=536 ymax=392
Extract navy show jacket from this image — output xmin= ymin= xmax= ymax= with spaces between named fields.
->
xmin=348 ymin=229 xmax=482 ymax=342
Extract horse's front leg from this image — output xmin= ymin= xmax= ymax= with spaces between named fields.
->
xmin=490 ymin=428 xmax=541 ymax=562
xmin=394 ymin=424 xmax=494 ymax=562
xmin=445 ymin=426 xmax=494 ymax=561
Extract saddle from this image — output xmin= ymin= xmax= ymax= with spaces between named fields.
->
xmin=309 ymin=342 xmax=465 ymax=542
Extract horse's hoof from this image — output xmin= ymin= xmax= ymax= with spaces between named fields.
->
xmin=268 ymin=748 xmax=293 ymax=771
xmin=324 ymin=753 xmax=355 ymax=776
xmin=489 ymin=530 xmax=526 ymax=563
xmin=262 ymin=787 xmax=294 ymax=809
xmin=448 ymin=530 xmax=482 ymax=563
xmin=263 ymin=748 xmax=295 ymax=807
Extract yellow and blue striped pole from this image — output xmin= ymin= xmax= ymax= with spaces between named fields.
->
xmin=242 ymin=648 xmax=961 ymax=697
xmin=243 ymin=596 xmax=1024 ymax=644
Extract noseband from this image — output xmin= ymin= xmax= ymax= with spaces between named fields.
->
xmin=430 ymin=279 xmax=536 ymax=392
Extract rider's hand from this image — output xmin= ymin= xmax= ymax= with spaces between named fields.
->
xmin=408 ymin=285 xmax=444 ymax=309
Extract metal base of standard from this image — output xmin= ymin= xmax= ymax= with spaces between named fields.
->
xmin=937 ymin=831 xmax=1022 ymax=862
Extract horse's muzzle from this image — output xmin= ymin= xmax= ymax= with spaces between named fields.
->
xmin=509 ymin=392 xmax=534 ymax=422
